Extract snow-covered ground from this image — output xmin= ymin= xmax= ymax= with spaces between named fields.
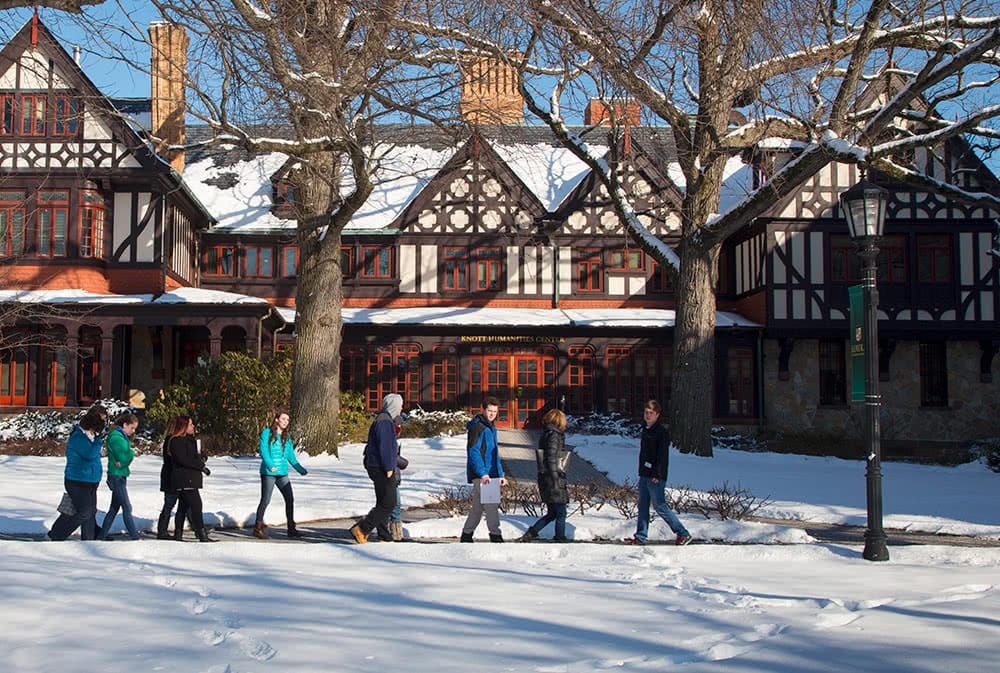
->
xmin=2 ymin=433 xmax=998 ymax=673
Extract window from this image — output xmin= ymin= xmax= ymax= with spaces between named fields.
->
xmin=472 ymin=248 xmax=501 ymax=291
xmin=202 ymin=246 xmax=235 ymax=276
xmin=341 ymin=246 xmax=354 ymax=277
xmin=432 ymin=346 xmax=458 ymax=409
xmin=1 ymin=95 xmax=13 ymax=135
xmin=0 ymin=191 xmax=25 ymax=257
xmin=366 ymin=344 xmax=420 ymax=411
xmin=443 ymin=247 xmax=468 ymax=290
xmin=831 ymin=234 xmax=906 ymax=282
xmin=577 ymin=249 xmax=602 ymax=292
xmin=361 ymin=246 xmax=392 ymax=278
xmin=567 ymin=346 xmax=594 ymax=414
xmin=53 ymin=96 xmax=79 ymax=136
xmin=726 ymin=347 xmax=754 ymax=416
xmin=606 ymin=346 xmax=632 ymax=414
xmin=610 ymin=248 xmax=643 ymax=270
xmin=919 ymin=342 xmax=948 ymax=407
xmin=20 ymin=95 xmax=45 ymax=136
xmin=36 ymin=191 xmax=68 ymax=257
xmin=77 ymin=327 xmax=101 ymax=402
xmin=649 ymin=262 xmax=670 ymax=293
xmin=917 ymin=235 xmax=951 ymax=283
xmin=818 ymin=339 xmax=846 ymax=406
xmin=340 ymin=346 xmax=367 ymax=393
xmin=245 ymin=246 xmax=274 ymax=277
xmin=281 ymin=246 xmax=298 ymax=277
xmin=273 ymin=182 xmax=296 ymax=206
xmin=78 ymin=190 xmax=105 ymax=258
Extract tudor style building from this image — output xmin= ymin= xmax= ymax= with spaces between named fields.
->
xmin=1 ymin=17 xmax=997 ymax=445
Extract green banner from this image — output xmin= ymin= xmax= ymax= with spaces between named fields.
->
xmin=849 ymin=284 xmax=865 ymax=403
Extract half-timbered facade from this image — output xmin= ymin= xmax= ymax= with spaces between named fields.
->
xmin=2 ymin=18 xmax=997 ymax=445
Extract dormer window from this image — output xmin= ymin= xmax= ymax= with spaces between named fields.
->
xmin=0 ymin=93 xmax=80 ymax=138
xmin=53 ymin=96 xmax=79 ymax=136
xmin=272 ymin=181 xmax=298 ymax=216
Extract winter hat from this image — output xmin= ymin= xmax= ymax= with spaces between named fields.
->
xmin=382 ymin=393 xmax=403 ymax=419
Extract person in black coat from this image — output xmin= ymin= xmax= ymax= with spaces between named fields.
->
xmin=163 ymin=415 xmax=215 ymax=542
xmin=157 ymin=416 xmax=189 ymax=539
xmin=520 ymin=409 xmax=570 ymax=542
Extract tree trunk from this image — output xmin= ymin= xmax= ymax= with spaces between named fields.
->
xmin=669 ymin=241 xmax=718 ymax=457
xmin=290 ymin=224 xmax=344 ymax=456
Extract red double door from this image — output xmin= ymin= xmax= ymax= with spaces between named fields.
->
xmin=470 ymin=352 xmax=556 ymax=428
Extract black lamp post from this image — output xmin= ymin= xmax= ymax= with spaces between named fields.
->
xmin=840 ymin=177 xmax=890 ymax=562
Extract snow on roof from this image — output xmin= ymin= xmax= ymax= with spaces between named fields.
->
xmin=0 ymin=288 xmax=268 ymax=306
xmin=273 ymin=306 xmax=760 ymax=329
xmin=0 ymin=289 xmax=150 ymax=304
xmin=491 ymin=143 xmax=599 ymax=210
xmin=152 ymin=287 xmax=270 ymax=305
xmin=184 ymin=152 xmax=293 ymax=233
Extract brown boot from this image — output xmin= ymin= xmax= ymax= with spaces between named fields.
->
xmin=253 ymin=521 xmax=269 ymax=539
xmin=390 ymin=520 xmax=404 ymax=542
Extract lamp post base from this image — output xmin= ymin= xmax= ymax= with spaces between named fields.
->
xmin=863 ymin=531 xmax=890 ymax=562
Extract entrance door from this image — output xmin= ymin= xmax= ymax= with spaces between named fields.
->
xmin=469 ymin=352 xmax=555 ymax=428
xmin=0 ymin=348 xmax=28 ymax=406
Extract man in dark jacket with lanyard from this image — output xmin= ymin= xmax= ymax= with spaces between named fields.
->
xmin=351 ymin=394 xmax=403 ymax=544
xmin=460 ymin=396 xmax=505 ymax=542
xmin=627 ymin=399 xmax=693 ymax=546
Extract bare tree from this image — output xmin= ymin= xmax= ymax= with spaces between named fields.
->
xmin=71 ymin=1 xmax=462 ymax=454
xmin=0 ymin=1 xmax=103 ymax=10
xmin=410 ymin=0 xmax=1000 ymax=455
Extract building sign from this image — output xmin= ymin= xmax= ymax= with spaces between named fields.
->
xmin=460 ymin=335 xmax=565 ymax=343
xmin=848 ymin=284 xmax=865 ymax=403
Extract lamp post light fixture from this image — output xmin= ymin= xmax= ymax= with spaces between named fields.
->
xmin=840 ymin=177 xmax=890 ymax=562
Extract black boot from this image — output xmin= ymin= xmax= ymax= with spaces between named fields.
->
xmin=460 ymin=532 xmax=474 ymax=543
xmin=173 ymin=525 xmax=184 ymax=541
xmin=287 ymin=522 xmax=302 ymax=538
xmin=518 ymin=529 xmax=537 ymax=542
xmin=196 ymin=527 xmax=217 ymax=543
xmin=157 ymin=513 xmax=171 ymax=540
xmin=489 ymin=533 xmax=504 ymax=543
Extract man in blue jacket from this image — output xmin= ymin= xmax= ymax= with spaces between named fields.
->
xmin=460 ymin=396 xmax=505 ymax=542
xmin=350 ymin=394 xmax=403 ymax=543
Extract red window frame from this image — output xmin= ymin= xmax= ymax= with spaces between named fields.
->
xmin=609 ymin=248 xmax=643 ymax=271
xmin=0 ymin=346 xmax=29 ymax=405
xmin=577 ymin=249 xmax=602 ymax=292
xmin=53 ymin=96 xmax=79 ymax=136
xmin=78 ymin=190 xmax=105 ymax=259
xmin=341 ymin=246 xmax=354 ymax=278
xmin=726 ymin=347 xmax=754 ymax=417
xmin=649 ymin=262 xmax=670 ymax=293
xmin=916 ymin=234 xmax=951 ymax=283
xmin=831 ymin=234 xmax=907 ymax=283
xmin=366 ymin=344 xmax=420 ymax=411
xmin=0 ymin=95 xmax=14 ymax=135
xmin=36 ymin=190 xmax=68 ymax=258
xmin=605 ymin=346 xmax=632 ymax=414
xmin=244 ymin=246 xmax=274 ymax=277
xmin=0 ymin=191 xmax=25 ymax=257
xmin=472 ymin=247 xmax=501 ymax=291
xmin=361 ymin=246 xmax=392 ymax=278
xmin=281 ymin=246 xmax=298 ymax=278
xmin=567 ymin=346 xmax=594 ymax=414
xmin=432 ymin=346 xmax=458 ymax=409
xmin=20 ymin=95 xmax=46 ymax=136
xmin=443 ymin=247 xmax=469 ymax=290
xmin=340 ymin=346 xmax=368 ymax=393
xmin=202 ymin=246 xmax=235 ymax=276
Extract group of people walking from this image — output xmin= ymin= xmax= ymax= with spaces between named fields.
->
xmin=49 ymin=396 xmax=692 ymax=546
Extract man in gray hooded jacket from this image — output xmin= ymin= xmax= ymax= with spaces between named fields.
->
xmin=350 ymin=394 xmax=403 ymax=543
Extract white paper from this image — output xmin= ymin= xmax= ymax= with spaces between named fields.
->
xmin=479 ymin=479 xmax=501 ymax=505
xmin=196 ymin=439 xmax=202 ymax=454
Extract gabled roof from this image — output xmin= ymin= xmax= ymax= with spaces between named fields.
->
xmin=183 ymin=124 xmax=684 ymax=235
xmin=0 ymin=17 xmax=165 ymax=173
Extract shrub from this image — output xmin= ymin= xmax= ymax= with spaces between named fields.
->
xmin=401 ymin=407 xmax=470 ymax=438
xmin=0 ymin=398 xmax=133 ymax=442
xmin=973 ymin=438 xmax=1000 ymax=473
xmin=337 ymin=391 xmax=370 ymax=445
xmin=145 ymin=351 xmax=292 ymax=454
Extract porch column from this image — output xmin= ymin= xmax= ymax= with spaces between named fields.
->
xmin=64 ymin=334 xmax=79 ymax=407
xmin=100 ymin=333 xmax=115 ymax=401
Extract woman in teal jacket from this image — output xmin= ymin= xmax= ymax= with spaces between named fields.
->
xmin=252 ymin=411 xmax=307 ymax=539
xmin=48 ymin=405 xmax=107 ymax=541
xmin=99 ymin=412 xmax=141 ymax=540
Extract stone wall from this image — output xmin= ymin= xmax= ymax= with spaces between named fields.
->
xmin=763 ymin=338 xmax=999 ymax=444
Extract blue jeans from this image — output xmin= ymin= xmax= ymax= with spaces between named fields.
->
xmin=391 ymin=484 xmax=401 ymax=523
xmin=100 ymin=475 xmax=140 ymax=540
xmin=634 ymin=476 xmax=689 ymax=542
xmin=528 ymin=503 xmax=568 ymax=540
xmin=255 ymin=475 xmax=294 ymax=525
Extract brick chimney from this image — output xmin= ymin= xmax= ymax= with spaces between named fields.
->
xmin=460 ymin=57 xmax=523 ymax=125
xmin=149 ymin=22 xmax=188 ymax=174
xmin=585 ymin=98 xmax=642 ymax=126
